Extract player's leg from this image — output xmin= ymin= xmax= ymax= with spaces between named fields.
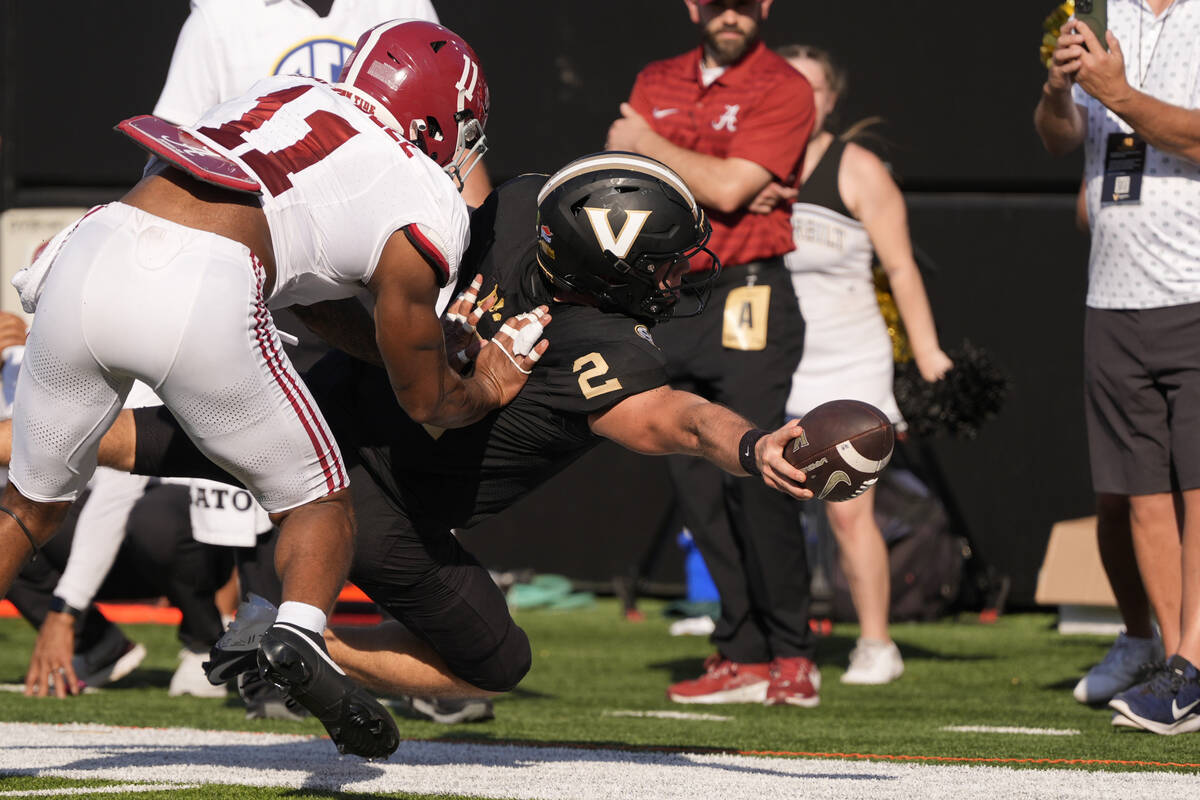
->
xmin=0 ymin=207 xmax=137 ymax=608
xmin=335 ymin=464 xmax=529 ymax=697
xmin=146 ymin=228 xmax=389 ymax=756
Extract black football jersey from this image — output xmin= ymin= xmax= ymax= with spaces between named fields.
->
xmin=309 ymin=174 xmax=670 ymax=534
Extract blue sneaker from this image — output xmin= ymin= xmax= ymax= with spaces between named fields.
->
xmin=1109 ymin=655 xmax=1200 ymax=735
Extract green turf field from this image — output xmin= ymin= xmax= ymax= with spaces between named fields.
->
xmin=0 ymin=601 xmax=1196 ymax=798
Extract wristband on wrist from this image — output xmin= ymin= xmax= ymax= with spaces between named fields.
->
xmin=48 ymin=595 xmax=85 ymax=619
xmin=738 ymin=428 xmax=768 ymax=477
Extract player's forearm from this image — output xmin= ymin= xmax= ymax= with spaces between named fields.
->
xmin=289 ymin=299 xmax=383 ymax=366
xmin=1034 ymin=85 xmax=1085 ymax=156
xmin=55 ymin=473 xmax=149 ymax=610
xmin=403 ymin=372 xmax=501 ymax=429
xmin=1106 ymin=92 xmax=1200 ymax=165
xmin=679 ymin=403 xmax=760 ymax=476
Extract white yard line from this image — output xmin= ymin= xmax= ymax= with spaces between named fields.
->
xmin=603 ymin=710 xmax=733 ymax=721
xmin=940 ymin=726 xmax=1082 ymax=736
xmin=0 ymin=785 xmax=198 ymax=797
xmin=0 ymin=722 xmax=1196 ymax=800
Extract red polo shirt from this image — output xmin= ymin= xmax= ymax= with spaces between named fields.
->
xmin=628 ymin=40 xmax=814 ymax=270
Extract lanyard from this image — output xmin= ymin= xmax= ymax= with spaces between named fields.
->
xmin=1138 ymin=0 xmax=1176 ymax=88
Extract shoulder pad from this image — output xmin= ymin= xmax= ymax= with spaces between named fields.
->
xmin=116 ymin=115 xmax=261 ymax=194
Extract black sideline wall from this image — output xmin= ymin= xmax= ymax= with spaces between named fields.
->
xmin=1 ymin=2 xmax=1097 ymax=606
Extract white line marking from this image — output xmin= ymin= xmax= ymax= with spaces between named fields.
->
xmin=0 ymin=684 xmax=98 ymax=694
xmin=941 ymin=725 xmax=1082 ymax=736
xmin=0 ymin=785 xmax=199 ymax=797
xmin=0 ymin=722 xmax=1193 ymax=799
xmin=603 ymin=710 xmax=732 ymax=721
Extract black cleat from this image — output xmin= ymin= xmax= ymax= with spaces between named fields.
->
xmin=203 ymin=594 xmax=278 ymax=686
xmin=257 ymin=623 xmax=400 ymax=759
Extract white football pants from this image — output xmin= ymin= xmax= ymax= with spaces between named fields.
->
xmin=11 ymin=202 xmax=347 ymax=512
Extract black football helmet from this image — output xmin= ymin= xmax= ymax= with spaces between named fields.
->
xmin=535 ymin=152 xmax=719 ymax=322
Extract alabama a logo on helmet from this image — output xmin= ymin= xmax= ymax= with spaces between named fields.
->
xmin=584 ymin=207 xmax=651 ymax=259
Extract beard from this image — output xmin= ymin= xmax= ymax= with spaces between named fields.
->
xmin=704 ymin=24 xmax=756 ymax=66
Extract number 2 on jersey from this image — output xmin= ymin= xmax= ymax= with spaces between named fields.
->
xmin=573 ymin=353 xmax=623 ymax=400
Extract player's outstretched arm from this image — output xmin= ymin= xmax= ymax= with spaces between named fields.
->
xmin=588 ymin=386 xmax=813 ymax=499
xmin=369 ymin=231 xmax=549 ymax=428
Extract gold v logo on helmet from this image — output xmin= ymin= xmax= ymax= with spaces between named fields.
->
xmin=583 ymin=207 xmax=651 ymax=260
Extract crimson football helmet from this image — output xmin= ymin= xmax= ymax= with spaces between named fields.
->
xmin=536 ymin=152 xmax=719 ymax=323
xmin=338 ymin=19 xmax=489 ymax=190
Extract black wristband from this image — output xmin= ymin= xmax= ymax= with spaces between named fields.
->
xmin=48 ymin=595 xmax=85 ymax=619
xmin=738 ymin=428 xmax=768 ymax=477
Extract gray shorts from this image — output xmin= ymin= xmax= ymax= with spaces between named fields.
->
xmin=1085 ymin=302 xmax=1200 ymax=495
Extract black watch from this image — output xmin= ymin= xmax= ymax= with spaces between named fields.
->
xmin=48 ymin=595 xmax=85 ymax=619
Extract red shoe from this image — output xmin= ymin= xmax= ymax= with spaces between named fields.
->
xmin=764 ymin=656 xmax=821 ymax=707
xmin=667 ymin=653 xmax=771 ymax=704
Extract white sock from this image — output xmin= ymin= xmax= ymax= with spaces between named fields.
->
xmin=274 ymin=602 xmax=327 ymax=637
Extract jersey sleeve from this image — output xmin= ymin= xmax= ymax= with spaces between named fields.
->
xmin=727 ymin=74 xmax=815 ymax=182
xmin=530 ymin=323 xmax=669 ymax=416
xmin=152 ymin=1 xmax=225 ymax=125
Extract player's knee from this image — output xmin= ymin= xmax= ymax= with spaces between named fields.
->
xmin=463 ymin=624 xmax=531 ymax=693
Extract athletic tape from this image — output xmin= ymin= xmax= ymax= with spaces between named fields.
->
xmin=493 ymin=342 xmax=532 ymax=375
xmin=498 ymin=316 xmax=544 ymax=356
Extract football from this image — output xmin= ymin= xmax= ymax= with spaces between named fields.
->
xmin=784 ymin=399 xmax=895 ymax=502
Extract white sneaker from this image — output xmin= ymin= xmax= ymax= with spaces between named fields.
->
xmin=840 ymin=638 xmax=904 ymax=685
xmin=1073 ymin=631 xmax=1164 ymax=705
xmin=169 ymin=648 xmax=228 ymax=698
xmin=669 ymin=616 xmax=716 ymax=637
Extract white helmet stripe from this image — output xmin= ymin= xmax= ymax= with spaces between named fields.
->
xmin=340 ymin=18 xmax=412 ymax=86
xmin=538 ymin=153 xmax=699 ymax=216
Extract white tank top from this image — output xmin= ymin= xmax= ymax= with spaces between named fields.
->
xmin=783 ymin=141 xmax=876 ymax=322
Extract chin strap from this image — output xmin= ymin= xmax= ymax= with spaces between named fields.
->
xmin=0 ymin=504 xmax=40 ymax=561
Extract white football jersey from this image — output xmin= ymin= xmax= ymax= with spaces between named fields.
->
xmin=188 ymin=75 xmax=469 ymax=307
xmin=153 ymin=0 xmax=438 ymax=126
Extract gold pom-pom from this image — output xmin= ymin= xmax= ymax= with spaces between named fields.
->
xmin=1041 ymin=0 xmax=1075 ymax=67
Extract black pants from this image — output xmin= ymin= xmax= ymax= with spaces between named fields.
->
xmin=6 ymin=483 xmax=230 ymax=652
xmin=653 ymin=258 xmax=812 ymax=663
xmin=187 ymin=465 xmax=531 ymax=694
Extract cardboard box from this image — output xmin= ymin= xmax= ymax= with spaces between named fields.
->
xmin=1036 ymin=516 xmax=1117 ymax=607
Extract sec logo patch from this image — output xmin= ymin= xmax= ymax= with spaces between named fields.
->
xmin=273 ymin=37 xmax=356 ymax=83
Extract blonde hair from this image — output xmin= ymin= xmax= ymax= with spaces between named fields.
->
xmin=775 ymin=44 xmax=887 ymax=145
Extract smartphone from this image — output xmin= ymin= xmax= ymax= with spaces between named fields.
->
xmin=1074 ymin=0 xmax=1109 ymax=50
